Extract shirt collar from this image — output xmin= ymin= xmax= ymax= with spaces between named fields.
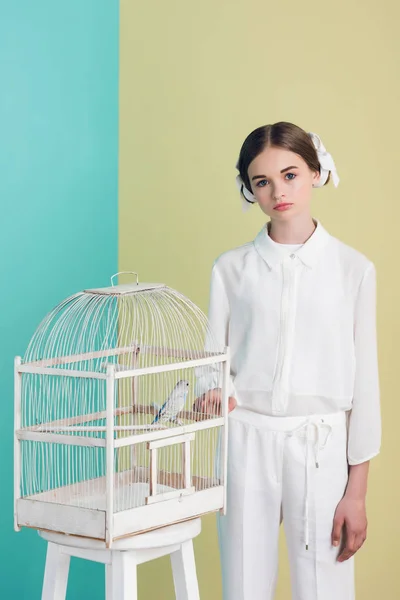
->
xmin=253 ymin=219 xmax=331 ymax=270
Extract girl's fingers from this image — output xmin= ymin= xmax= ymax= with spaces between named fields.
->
xmin=192 ymin=398 xmax=203 ymax=412
xmin=193 ymin=395 xmax=237 ymax=415
xmin=337 ymin=531 xmax=356 ymax=562
xmin=354 ymin=533 xmax=366 ymax=552
xmin=338 ymin=549 xmax=355 ymax=562
xmin=228 ymin=397 xmax=237 ymax=412
xmin=209 ymin=399 xmax=221 ymax=415
xmin=194 ymin=391 xmax=237 ymax=415
xmin=331 ymin=516 xmax=344 ymax=547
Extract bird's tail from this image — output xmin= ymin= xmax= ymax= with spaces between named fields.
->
xmin=151 ymin=402 xmax=160 ymax=424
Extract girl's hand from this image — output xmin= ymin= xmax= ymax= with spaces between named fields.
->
xmin=332 ymin=495 xmax=368 ymax=562
xmin=193 ymin=388 xmax=237 ymax=416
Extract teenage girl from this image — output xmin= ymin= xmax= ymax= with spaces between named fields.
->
xmin=194 ymin=121 xmax=381 ymax=600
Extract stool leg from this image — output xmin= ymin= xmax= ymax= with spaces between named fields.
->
xmin=41 ymin=542 xmax=70 ymax=600
xmin=109 ymin=552 xmax=138 ymax=600
xmin=170 ymin=540 xmax=200 ymax=600
xmin=105 ymin=563 xmax=113 ymax=600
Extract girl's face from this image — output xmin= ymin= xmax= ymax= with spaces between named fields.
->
xmin=247 ymin=146 xmax=320 ymax=220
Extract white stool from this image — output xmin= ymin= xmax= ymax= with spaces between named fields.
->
xmin=39 ymin=518 xmax=201 ymax=600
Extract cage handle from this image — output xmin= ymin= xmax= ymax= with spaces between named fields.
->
xmin=110 ymin=272 xmax=139 ymax=286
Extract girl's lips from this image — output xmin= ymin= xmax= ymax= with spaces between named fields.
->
xmin=274 ymin=203 xmax=293 ymax=211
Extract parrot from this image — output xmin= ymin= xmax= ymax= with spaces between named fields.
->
xmin=152 ymin=380 xmax=190 ymax=425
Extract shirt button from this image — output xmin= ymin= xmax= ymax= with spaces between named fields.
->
xmin=290 ymin=254 xmax=296 ymax=259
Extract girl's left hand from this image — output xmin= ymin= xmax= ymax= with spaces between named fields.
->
xmin=331 ymin=495 xmax=368 ymax=562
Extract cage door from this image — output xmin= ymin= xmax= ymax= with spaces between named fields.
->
xmin=146 ymin=432 xmax=195 ymax=504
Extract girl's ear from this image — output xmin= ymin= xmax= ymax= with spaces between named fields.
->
xmin=312 ymin=170 xmax=321 ymax=187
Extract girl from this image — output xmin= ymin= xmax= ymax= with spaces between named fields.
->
xmin=194 ymin=122 xmax=381 ymax=600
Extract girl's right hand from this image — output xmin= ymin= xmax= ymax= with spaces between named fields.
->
xmin=192 ymin=388 xmax=237 ymax=416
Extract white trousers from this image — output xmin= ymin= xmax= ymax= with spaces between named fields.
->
xmin=217 ymin=408 xmax=355 ymax=600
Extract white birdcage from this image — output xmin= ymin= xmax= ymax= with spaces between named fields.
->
xmin=14 ymin=272 xmax=230 ymax=547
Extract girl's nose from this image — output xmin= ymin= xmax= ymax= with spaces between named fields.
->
xmin=273 ymin=192 xmax=285 ymax=201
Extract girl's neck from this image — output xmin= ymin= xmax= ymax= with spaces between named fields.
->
xmin=268 ymin=215 xmax=316 ymax=245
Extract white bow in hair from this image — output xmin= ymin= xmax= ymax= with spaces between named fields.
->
xmin=308 ymin=132 xmax=340 ymax=188
xmin=236 ymin=132 xmax=339 ymax=212
xmin=235 ymin=175 xmax=257 ymax=213
xmin=235 ymin=160 xmax=257 ymax=213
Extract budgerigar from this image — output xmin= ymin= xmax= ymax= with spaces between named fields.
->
xmin=152 ymin=380 xmax=190 ymax=425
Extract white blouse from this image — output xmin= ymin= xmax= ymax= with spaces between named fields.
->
xmin=197 ymin=220 xmax=381 ymax=465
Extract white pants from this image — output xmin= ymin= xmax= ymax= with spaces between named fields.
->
xmin=217 ymin=408 xmax=355 ymax=600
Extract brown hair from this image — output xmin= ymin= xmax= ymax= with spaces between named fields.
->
xmin=237 ymin=121 xmax=330 ymax=202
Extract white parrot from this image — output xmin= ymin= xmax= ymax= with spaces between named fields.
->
xmin=152 ymin=380 xmax=190 ymax=425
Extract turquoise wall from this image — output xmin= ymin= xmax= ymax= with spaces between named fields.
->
xmin=0 ymin=2 xmax=119 ymax=598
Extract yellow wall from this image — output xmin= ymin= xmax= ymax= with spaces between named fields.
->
xmin=120 ymin=1 xmax=398 ymax=597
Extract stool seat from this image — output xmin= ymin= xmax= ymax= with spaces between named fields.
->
xmin=39 ymin=518 xmax=201 ymax=551
xmin=39 ymin=519 xmax=201 ymax=599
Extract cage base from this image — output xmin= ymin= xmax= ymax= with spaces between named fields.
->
xmin=16 ymin=485 xmax=224 ymax=541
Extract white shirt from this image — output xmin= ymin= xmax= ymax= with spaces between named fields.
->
xmin=197 ymin=220 xmax=381 ymax=465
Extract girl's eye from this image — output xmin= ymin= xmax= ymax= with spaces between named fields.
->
xmin=285 ymin=173 xmax=296 ymax=180
xmin=256 ymin=179 xmax=269 ymax=187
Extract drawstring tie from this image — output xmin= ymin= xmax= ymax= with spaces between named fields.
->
xmin=287 ymin=418 xmax=333 ymax=550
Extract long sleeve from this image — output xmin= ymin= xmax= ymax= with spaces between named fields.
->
xmin=195 ymin=262 xmax=237 ymax=399
xmin=347 ymin=263 xmax=381 ymax=465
